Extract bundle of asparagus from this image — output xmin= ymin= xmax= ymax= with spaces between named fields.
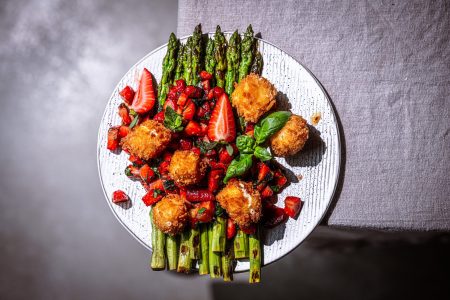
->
xmin=150 ymin=24 xmax=264 ymax=283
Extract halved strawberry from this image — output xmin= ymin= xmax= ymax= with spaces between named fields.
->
xmin=185 ymin=120 xmax=202 ymax=136
xmin=107 ymin=127 xmax=120 ymax=151
xmin=118 ymin=103 xmax=132 ymax=125
xmin=182 ymin=100 xmax=196 ymax=121
xmin=284 ymin=196 xmax=303 ymax=218
xmin=207 ymin=93 xmax=236 ymax=142
xmin=118 ymin=125 xmax=131 ymax=138
xmin=130 ymin=68 xmax=156 ymax=114
xmin=226 ymin=219 xmax=237 ymax=239
xmin=112 ymin=190 xmax=129 ymax=203
xmin=119 ymin=86 xmax=135 ymax=105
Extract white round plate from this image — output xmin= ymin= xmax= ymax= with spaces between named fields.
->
xmin=97 ymin=33 xmax=341 ymax=272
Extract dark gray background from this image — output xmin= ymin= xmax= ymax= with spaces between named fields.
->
xmin=0 ymin=0 xmax=449 ymax=299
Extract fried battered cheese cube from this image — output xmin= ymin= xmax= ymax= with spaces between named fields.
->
xmin=231 ymin=74 xmax=277 ymax=123
xmin=270 ymin=114 xmax=309 ymax=157
xmin=216 ymin=179 xmax=262 ymax=228
xmin=153 ymin=194 xmax=188 ymax=236
xmin=168 ymin=150 xmax=207 ymax=186
xmin=121 ymin=120 xmax=172 ymax=160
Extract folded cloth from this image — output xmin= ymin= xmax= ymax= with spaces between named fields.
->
xmin=177 ymin=0 xmax=450 ymax=231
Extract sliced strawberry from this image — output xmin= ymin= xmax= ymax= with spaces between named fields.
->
xmin=284 ymin=196 xmax=303 ymax=218
xmin=153 ymin=110 xmax=165 ymax=123
xmin=158 ymin=161 xmax=170 ymax=176
xmin=130 ymin=68 xmax=156 ymax=114
xmin=195 ymin=201 xmax=215 ymax=223
xmin=167 ymin=86 xmax=178 ymax=101
xmin=199 ymin=71 xmax=213 ymax=80
xmin=208 ymin=169 xmax=224 ymax=193
xmin=210 ymin=161 xmax=227 ymax=170
xmin=226 ymin=219 xmax=237 ymax=239
xmin=119 ymin=86 xmax=135 ymax=105
xmin=207 ymin=93 xmax=236 ymax=142
xmin=118 ymin=125 xmax=131 ymax=138
xmin=182 ymin=100 xmax=196 ymax=121
xmin=139 ymin=164 xmax=155 ymax=183
xmin=107 ymin=127 xmax=120 ymax=151
xmin=263 ymin=203 xmax=288 ymax=228
xmin=112 ymin=190 xmax=129 ymax=203
xmin=185 ymin=120 xmax=202 ymax=136
xmin=142 ymin=189 xmax=163 ymax=206
xmin=186 ymin=189 xmax=215 ymax=202
xmin=118 ymin=103 xmax=132 ymax=125
xmin=257 ymin=162 xmax=273 ymax=183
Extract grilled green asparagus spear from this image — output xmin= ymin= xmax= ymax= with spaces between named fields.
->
xmin=182 ymin=37 xmax=193 ymax=85
xmin=198 ymin=224 xmax=209 ymax=275
xmin=225 ymin=30 xmax=241 ymax=95
xmin=150 ymin=210 xmax=166 ymax=270
xmin=158 ymin=33 xmax=179 ymax=109
xmin=177 ymin=230 xmax=192 ymax=273
xmin=190 ymin=24 xmax=203 ymax=85
xmin=166 ymin=234 xmax=179 ymax=270
xmin=250 ymin=50 xmax=263 ymax=75
xmin=212 ymin=216 xmax=226 ymax=252
xmin=174 ymin=43 xmax=185 ymax=83
xmin=205 ymin=37 xmax=216 ymax=75
xmin=233 ymin=229 xmax=249 ymax=258
xmin=249 ymin=227 xmax=261 ymax=283
xmin=189 ymin=226 xmax=200 ymax=259
xmin=208 ymin=224 xmax=222 ymax=278
xmin=222 ymin=238 xmax=233 ymax=281
xmin=238 ymin=25 xmax=255 ymax=81
xmin=213 ymin=25 xmax=227 ymax=88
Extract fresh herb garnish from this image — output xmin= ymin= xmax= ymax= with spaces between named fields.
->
xmin=129 ymin=115 xmax=140 ymax=129
xmin=236 ymin=135 xmax=256 ymax=154
xmin=195 ymin=140 xmax=218 ymax=154
xmin=225 ymin=144 xmax=234 ymax=156
xmin=197 ymin=207 xmax=206 ymax=216
xmin=153 ymin=189 xmax=165 ymax=198
xmin=254 ymin=146 xmax=272 ymax=161
xmin=164 ymin=106 xmax=184 ymax=132
xmin=162 ymin=179 xmax=176 ymax=191
xmin=254 ymin=111 xmax=291 ymax=144
xmin=223 ymin=153 xmax=253 ymax=183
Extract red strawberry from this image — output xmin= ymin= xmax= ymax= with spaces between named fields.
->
xmin=207 ymin=89 xmax=214 ymax=100
xmin=179 ymin=139 xmax=193 ymax=150
xmin=201 ymin=79 xmax=211 ymax=91
xmin=118 ymin=103 xmax=132 ymax=125
xmin=177 ymin=92 xmax=189 ymax=107
xmin=139 ymin=164 xmax=155 ymax=183
xmin=184 ymin=86 xmax=202 ymax=98
xmin=195 ymin=201 xmax=215 ymax=223
xmin=107 ymin=127 xmax=120 ymax=151
xmin=175 ymin=79 xmax=186 ymax=92
xmin=261 ymin=186 xmax=274 ymax=198
xmin=218 ymin=147 xmax=233 ymax=164
xmin=118 ymin=125 xmax=131 ymax=138
xmin=182 ymin=100 xmax=196 ymax=121
xmin=119 ymin=86 xmax=135 ymax=105
xmin=130 ymin=68 xmax=156 ymax=114
xmin=241 ymin=224 xmax=256 ymax=235
xmin=112 ymin=190 xmax=129 ymax=203
xmin=163 ymin=98 xmax=178 ymax=112
xmin=128 ymin=154 xmax=144 ymax=165
xmin=186 ymin=189 xmax=215 ymax=202
xmin=273 ymin=170 xmax=288 ymax=190
xmin=213 ymin=86 xmax=224 ymax=98
xmin=208 ymin=169 xmax=224 ymax=193
xmin=199 ymin=71 xmax=213 ymax=80
xmin=142 ymin=189 xmax=163 ymax=206
xmin=226 ymin=219 xmax=237 ymax=239
xmin=148 ymin=179 xmax=164 ymax=191
xmin=207 ymin=93 xmax=236 ymax=142
xmin=284 ymin=196 xmax=303 ymax=218
xmin=125 ymin=164 xmax=140 ymax=179
xmin=191 ymin=146 xmax=201 ymax=156
xmin=185 ymin=120 xmax=202 ymax=136
xmin=257 ymin=162 xmax=273 ymax=183
xmin=153 ymin=111 xmax=165 ymax=123
xmin=263 ymin=203 xmax=288 ymax=228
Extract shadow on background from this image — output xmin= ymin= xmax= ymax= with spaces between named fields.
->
xmin=211 ymin=229 xmax=450 ymax=300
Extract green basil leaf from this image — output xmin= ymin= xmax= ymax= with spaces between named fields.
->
xmin=225 ymin=144 xmax=234 ymax=156
xmin=254 ymin=111 xmax=291 ymax=144
xmin=197 ymin=207 xmax=206 ymax=215
xmin=195 ymin=140 xmax=218 ymax=154
xmin=254 ymin=146 xmax=272 ymax=161
xmin=164 ymin=106 xmax=184 ymax=132
xmin=236 ymin=135 xmax=256 ymax=154
xmin=223 ymin=153 xmax=253 ymax=183
xmin=129 ymin=115 xmax=140 ymax=129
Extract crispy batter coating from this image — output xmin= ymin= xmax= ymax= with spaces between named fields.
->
xmin=121 ymin=120 xmax=172 ymax=160
xmin=153 ymin=194 xmax=188 ymax=236
xmin=231 ymin=74 xmax=277 ymax=123
xmin=216 ymin=179 xmax=262 ymax=228
xmin=168 ymin=150 xmax=207 ymax=186
xmin=270 ymin=114 xmax=309 ymax=157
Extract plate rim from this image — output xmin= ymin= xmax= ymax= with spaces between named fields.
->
xmin=97 ymin=33 xmax=342 ymax=270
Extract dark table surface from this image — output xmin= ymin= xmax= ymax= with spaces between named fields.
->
xmin=0 ymin=0 xmax=449 ymax=299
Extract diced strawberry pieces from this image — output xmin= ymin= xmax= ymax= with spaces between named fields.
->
xmin=167 ymin=86 xmax=178 ymax=100
xmin=205 ymin=149 xmax=217 ymax=159
xmin=148 ymin=179 xmax=164 ymax=191
xmin=241 ymin=224 xmax=256 ymax=235
xmin=112 ymin=190 xmax=129 ymax=203
xmin=213 ymin=86 xmax=224 ymax=98
xmin=118 ymin=103 xmax=132 ymax=125
xmin=261 ymin=186 xmax=274 ymax=198
xmin=207 ymin=93 xmax=236 ymax=142
xmin=263 ymin=204 xmax=288 ymax=228
xmin=130 ymin=68 xmax=156 ymax=114
xmin=186 ymin=189 xmax=215 ymax=202
xmin=191 ymin=146 xmax=201 ymax=156
xmin=118 ymin=125 xmax=131 ymax=138
xmin=274 ymin=170 xmax=288 ymax=189
xmin=119 ymin=86 xmax=135 ymax=105
xmin=175 ymin=79 xmax=186 ymax=92
xmin=139 ymin=164 xmax=155 ymax=183
xmin=179 ymin=139 xmax=193 ymax=150
xmin=226 ymin=219 xmax=237 ymax=239
xmin=182 ymin=100 xmax=196 ymax=121
xmin=184 ymin=86 xmax=202 ymax=98
xmin=177 ymin=92 xmax=189 ymax=107
xmin=201 ymin=79 xmax=211 ymax=91
xmin=163 ymin=98 xmax=178 ymax=112
xmin=284 ymin=196 xmax=303 ymax=218
xmin=207 ymin=89 xmax=214 ymax=100
xmin=153 ymin=111 xmax=165 ymax=123
xmin=257 ymin=162 xmax=274 ymax=183
xmin=128 ymin=154 xmax=144 ymax=165
xmin=125 ymin=164 xmax=140 ymax=179
xmin=219 ymin=147 xmax=234 ymax=164
xmin=162 ymin=151 xmax=173 ymax=162
xmin=199 ymin=71 xmax=213 ymax=80
xmin=208 ymin=169 xmax=224 ymax=193
xmin=195 ymin=201 xmax=215 ymax=223
xmin=142 ymin=189 xmax=163 ymax=206
xmin=158 ymin=161 xmax=170 ymax=175
xmin=184 ymin=120 xmax=202 ymax=136
xmin=210 ymin=161 xmax=227 ymax=170
xmin=107 ymin=127 xmax=120 ymax=151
